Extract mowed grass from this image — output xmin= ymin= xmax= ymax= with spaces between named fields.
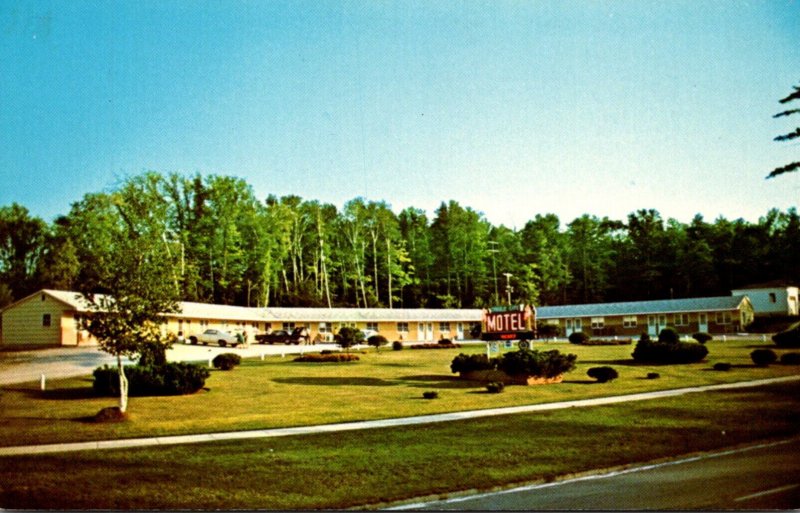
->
xmin=0 ymin=338 xmax=798 ymax=447
xmin=1 ymin=380 xmax=799 ymax=510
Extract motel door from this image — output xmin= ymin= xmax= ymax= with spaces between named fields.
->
xmin=456 ymin=323 xmax=464 ymax=340
xmin=417 ymin=322 xmax=434 ymax=342
xmin=565 ymin=318 xmax=582 ymax=337
xmin=698 ymin=313 xmax=708 ymax=332
xmin=648 ymin=316 xmax=657 ymax=336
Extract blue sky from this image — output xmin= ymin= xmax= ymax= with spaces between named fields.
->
xmin=1 ymin=0 xmax=798 ymax=228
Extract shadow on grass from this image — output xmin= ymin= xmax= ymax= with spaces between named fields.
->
xmin=2 ymin=385 xmax=98 ymax=401
xmin=272 ymin=377 xmax=398 ymax=387
xmin=562 ymin=379 xmax=599 ymax=385
xmin=398 ymin=374 xmax=480 ymax=389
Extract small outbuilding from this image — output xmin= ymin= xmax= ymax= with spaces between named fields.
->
xmin=731 ymin=282 xmax=799 ymax=317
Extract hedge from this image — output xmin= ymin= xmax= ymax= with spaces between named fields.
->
xmin=576 ymin=338 xmax=632 ymax=346
xmin=498 ymin=349 xmax=577 ymax=378
xmin=93 ymin=363 xmax=210 ymax=397
xmin=212 ymin=353 xmax=241 ymax=371
xmin=294 ymin=353 xmax=360 ymax=363
xmin=450 ymin=353 xmax=496 ymax=374
xmin=410 ymin=343 xmax=461 ymax=350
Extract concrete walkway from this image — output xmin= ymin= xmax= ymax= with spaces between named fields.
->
xmin=1 ymin=375 xmax=797 ymax=457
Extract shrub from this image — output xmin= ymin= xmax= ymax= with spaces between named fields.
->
xmin=658 ymin=327 xmax=680 ymax=345
xmin=93 ymin=363 xmax=210 ymax=397
xmin=568 ymin=332 xmax=589 ymax=344
xmin=334 ymin=327 xmax=364 ymax=352
xmin=780 ymin=352 xmax=800 ymax=365
xmin=294 ymin=353 xmax=360 ymax=363
xmin=485 ymin=381 xmax=505 ymax=393
xmin=646 ymin=372 xmax=660 ymax=379
xmin=773 ymin=321 xmax=800 ymax=348
xmin=450 ymin=353 xmax=496 ymax=374
xmin=392 ymin=341 xmax=403 ymax=351
xmin=580 ymin=338 xmax=632 ymax=346
xmin=631 ymin=338 xmax=708 ymax=364
xmin=438 ymin=338 xmax=452 ymax=345
xmin=498 ymin=349 xmax=577 ymax=378
xmin=137 ymin=340 xmax=169 ymax=367
xmin=422 ymin=391 xmax=439 ymax=399
xmin=212 ymin=353 xmax=241 ymax=371
xmin=713 ymin=362 xmax=732 ymax=371
xmin=692 ymin=332 xmax=713 ymax=344
xmin=537 ymin=322 xmax=561 ymax=339
xmin=587 ymin=366 xmax=618 ymax=383
xmin=751 ymin=349 xmax=778 ymax=366
xmin=411 ymin=343 xmax=461 ymax=349
xmin=367 ymin=334 xmax=389 ymax=352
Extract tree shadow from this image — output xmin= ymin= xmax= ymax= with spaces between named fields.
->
xmin=399 ymin=374 xmax=480 ymax=389
xmin=272 ymin=377 xmax=397 ymax=387
xmin=562 ymin=379 xmax=599 ymax=385
xmin=579 ymin=359 xmax=642 ymax=367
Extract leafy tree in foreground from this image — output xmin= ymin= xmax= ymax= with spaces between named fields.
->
xmin=79 ymin=180 xmax=179 ymax=414
xmin=767 ymin=83 xmax=800 ymax=178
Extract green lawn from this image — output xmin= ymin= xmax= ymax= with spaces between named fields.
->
xmin=0 ymin=338 xmax=797 ymax=447
xmin=1 ymin=380 xmax=799 ymax=510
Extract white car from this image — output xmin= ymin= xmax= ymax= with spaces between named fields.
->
xmin=360 ymin=329 xmax=379 ymax=341
xmin=188 ymin=329 xmax=241 ymax=348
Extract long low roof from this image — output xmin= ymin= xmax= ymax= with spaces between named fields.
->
xmin=15 ymin=290 xmax=749 ymax=324
xmin=537 ymin=296 xmax=750 ymax=319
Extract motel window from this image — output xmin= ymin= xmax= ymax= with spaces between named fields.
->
xmin=397 ymin=322 xmax=409 ymax=333
xmin=674 ymin=313 xmax=689 ymax=326
xmin=769 ymin=293 xmax=777 ymax=303
xmin=623 ymin=316 xmax=637 ymax=328
xmin=42 ymin=314 xmax=51 ymax=328
xmin=319 ymin=322 xmax=330 ymax=333
xmin=283 ymin=322 xmax=296 ymax=331
xmin=366 ymin=322 xmax=378 ymax=332
xmin=440 ymin=322 xmax=450 ymax=332
xmin=591 ymin=317 xmax=604 ymax=329
xmin=716 ymin=312 xmax=731 ymax=325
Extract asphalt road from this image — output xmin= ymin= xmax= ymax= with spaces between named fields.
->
xmin=397 ymin=437 xmax=800 ymax=510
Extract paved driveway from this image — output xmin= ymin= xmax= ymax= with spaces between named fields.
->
xmin=0 ymin=342 xmax=340 ymax=386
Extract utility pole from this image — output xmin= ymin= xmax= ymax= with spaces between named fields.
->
xmin=503 ymin=272 xmax=514 ymax=305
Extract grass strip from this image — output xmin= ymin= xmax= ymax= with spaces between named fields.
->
xmin=1 ymin=339 xmax=798 ymax=447
xmin=1 ymin=381 xmax=798 ymax=510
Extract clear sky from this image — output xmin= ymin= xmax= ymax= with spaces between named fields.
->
xmin=1 ymin=0 xmax=798 ymax=229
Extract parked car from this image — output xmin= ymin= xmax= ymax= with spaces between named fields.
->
xmin=255 ymin=327 xmax=310 ymax=345
xmin=188 ymin=329 xmax=241 ymax=348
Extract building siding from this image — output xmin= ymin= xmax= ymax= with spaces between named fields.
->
xmin=0 ymin=292 xmax=72 ymax=346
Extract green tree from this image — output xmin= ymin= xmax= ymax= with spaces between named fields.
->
xmin=79 ymin=183 xmax=180 ymax=414
xmin=767 ymin=83 xmax=800 ymax=178
xmin=0 ymin=203 xmax=47 ymax=299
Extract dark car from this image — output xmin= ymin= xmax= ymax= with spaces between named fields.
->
xmin=255 ymin=327 xmax=310 ymax=345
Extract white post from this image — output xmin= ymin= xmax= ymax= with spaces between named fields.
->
xmin=281 ymin=352 xmax=285 ymax=358
xmin=260 ymin=352 xmax=265 ymax=361
xmin=208 ymin=357 xmax=213 ymax=367
xmin=762 ymin=334 xmax=767 ymax=343
xmin=722 ymin=335 xmax=727 ymax=343
xmin=40 ymin=374 xmax=46 ymax=391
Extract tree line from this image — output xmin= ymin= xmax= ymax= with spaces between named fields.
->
xmin=1 ymin=171 xmax=798 ymax=310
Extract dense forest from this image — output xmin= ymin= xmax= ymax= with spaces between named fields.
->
xmin=0 ymin=171 xmax=798 ymax=310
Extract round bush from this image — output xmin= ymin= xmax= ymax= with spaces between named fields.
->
xmin=692 ymin=332 xmax=713 ymax=344
xmin=422 ymin=391 xmax=439 ymax=400
xmin=212 ymin=353 xmax=241 ymax=371
xmin=450 ymin=353 xmax=496 ymax=374
xmin=750 ymin=349 xmax=778 ymax=366
xmin=498 ymin=349 xmax=577 ymax=378
xmin=713 ymin=362 xmax=732 ymax=371
xmin=587 ymin=366 xmax=618 ymax=383
xmin=658 ymin=327 xmax=680 ymax=344
xmin=568 ymin=332 xmax=590 ymax=344
xmin=780 ymin=352 xmax=800 ymax=365
xmin=485 ymin=381 xmax=505 ymax=393
xmin=367 ymin=334 xmax=389 ymax=351
xmin=392 ymin=341 xmax=403 ymax=351
xmin=632 ymin=338 xmax=708 ymax=364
